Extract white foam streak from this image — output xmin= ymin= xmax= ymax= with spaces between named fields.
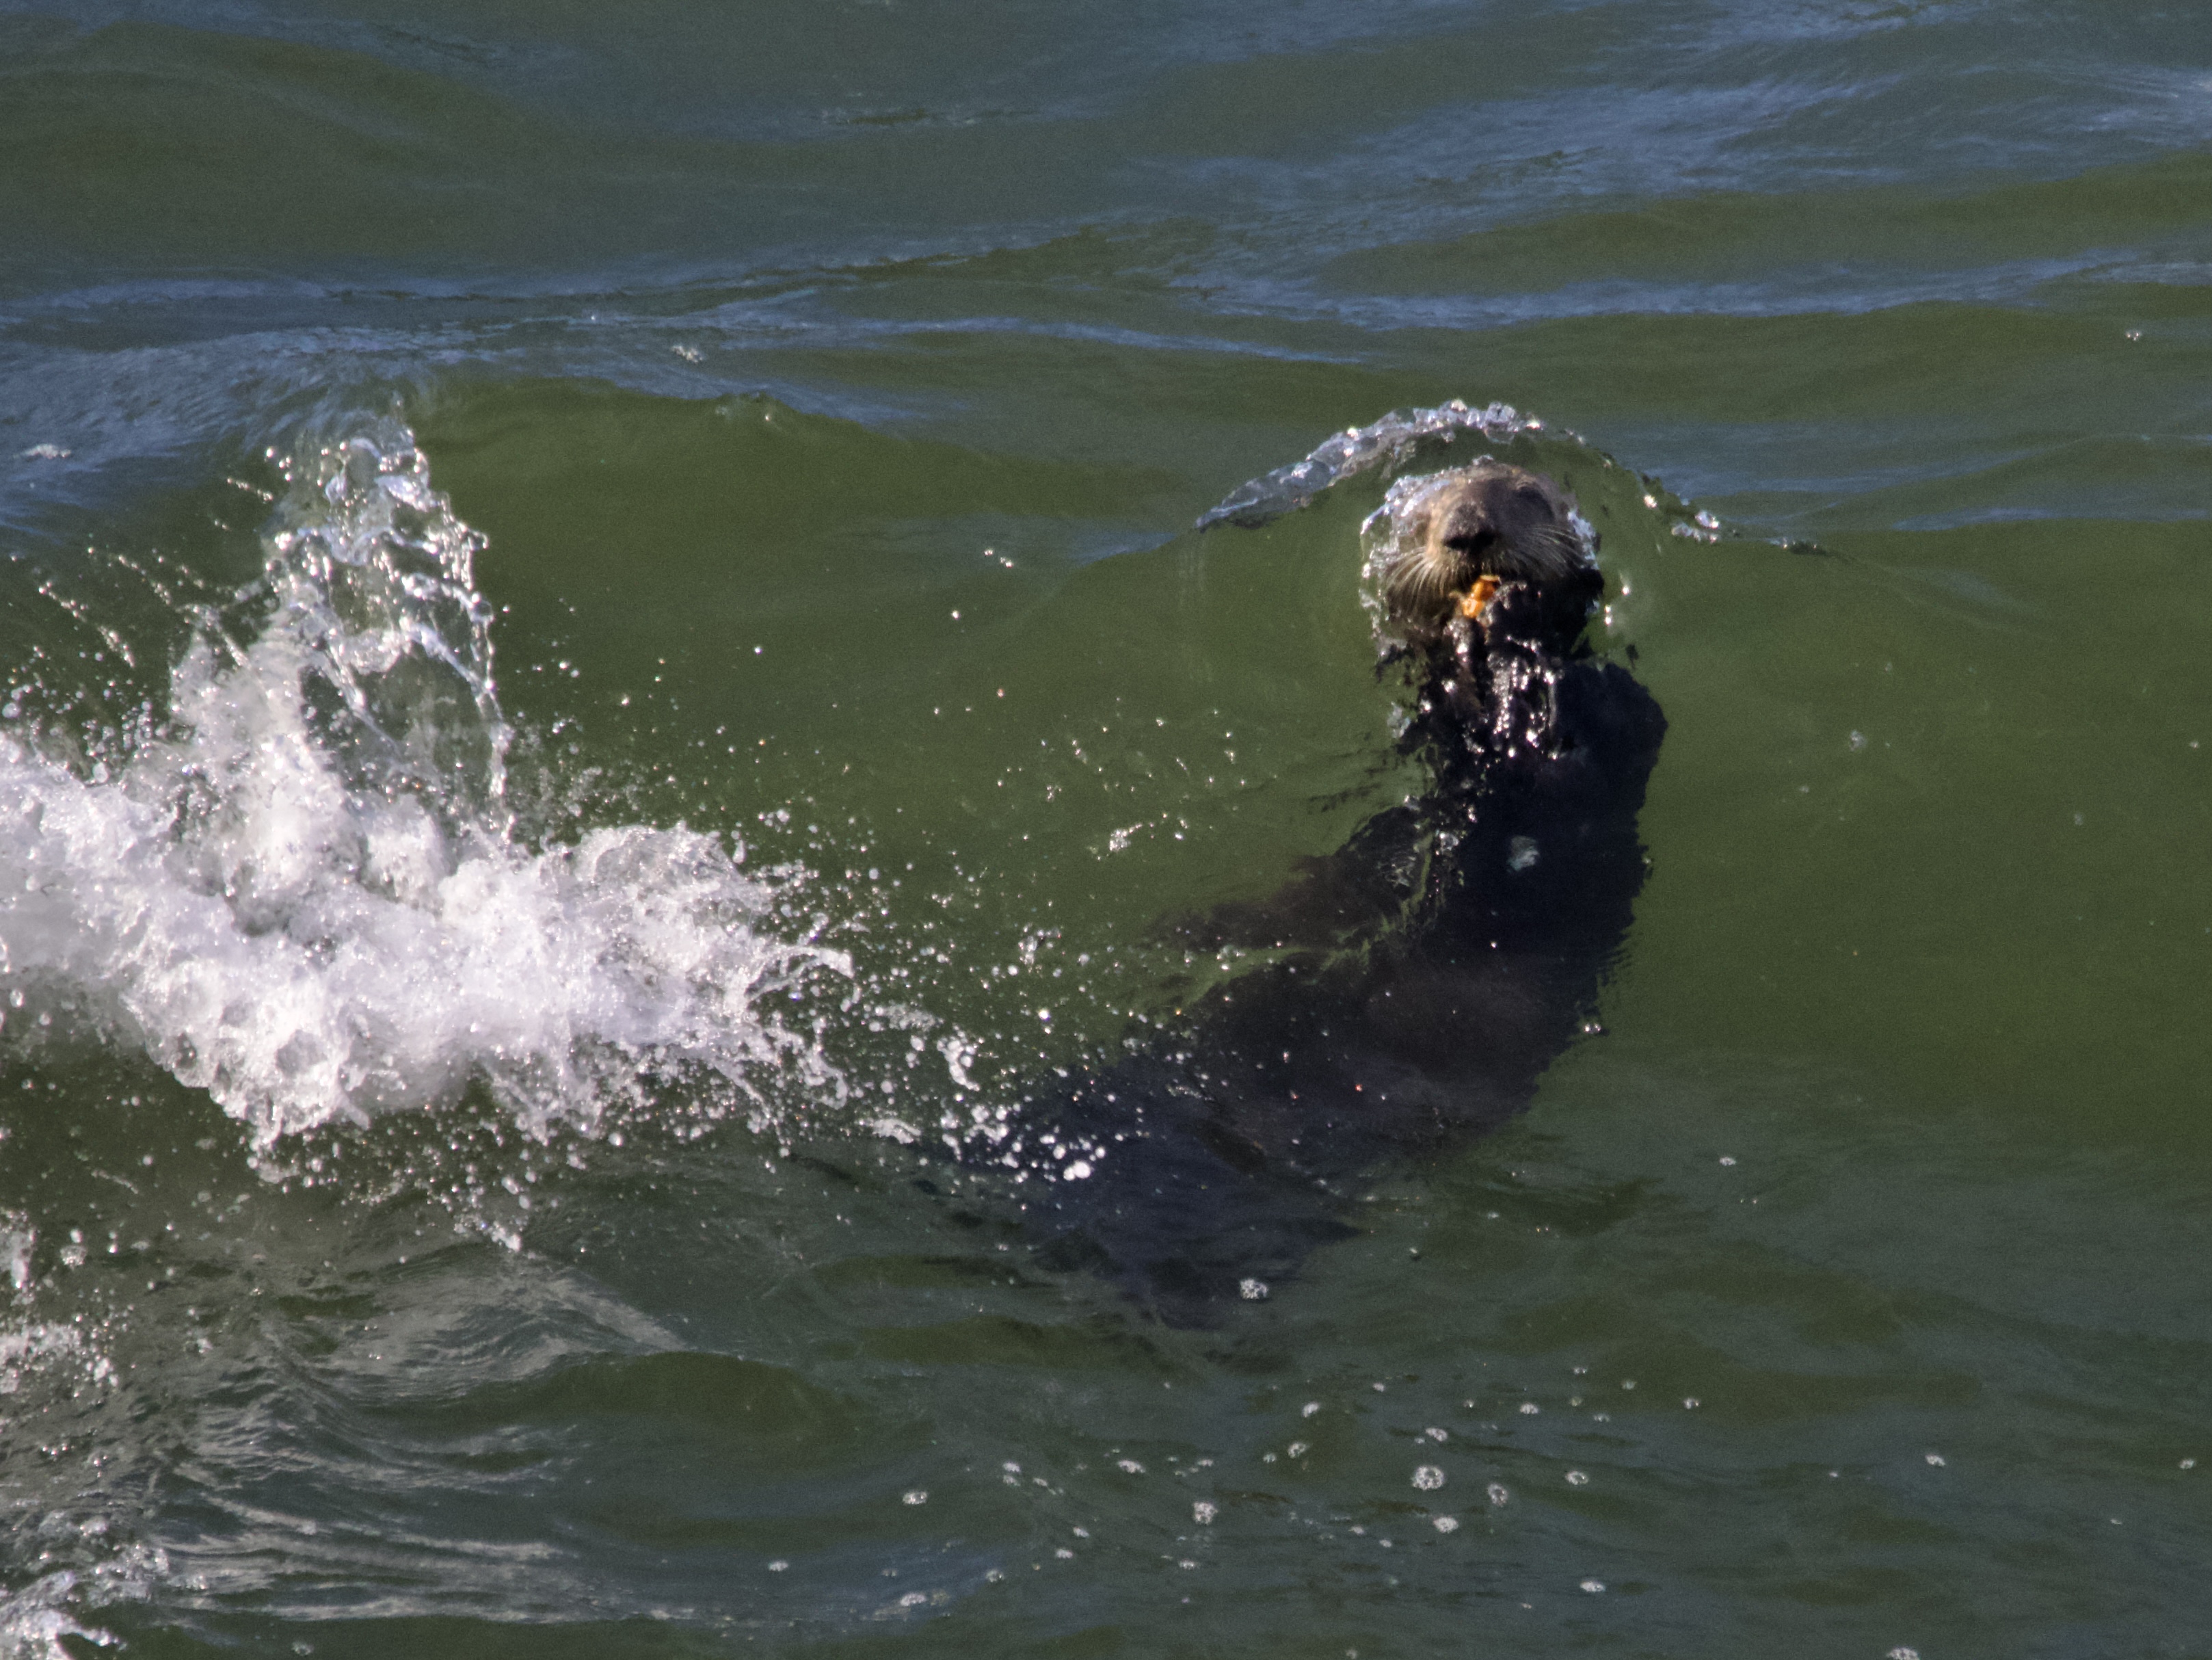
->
xmin=0 ymin=425 xmax=846 ymax=1146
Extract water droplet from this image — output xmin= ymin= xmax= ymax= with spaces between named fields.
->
xmin=1566 ymin=1471 xmax=1589 ymax=1486
xmin=1924 ymin=1453 xmax=1945 ymax=1468
xmin=903 ymin=1490 xmax=929 ymax=1505
xmin=1432 ymin=1516 xmax=1458 ymax=1533
xmin=1238 ymin=1277 xmax=1268 ymax=1300
xmin=1192 ymin=1502 xmax=1217 ymax=1525
xmin=1580 ymin=1579 xmax=1605 ymax=1594
xmin=1487 ymin=1484 xmax=1510 ymax=1506
xmin=1412 ymin=1466 xmax=1445 ymax=1492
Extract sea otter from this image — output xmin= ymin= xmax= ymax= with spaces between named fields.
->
xmin=964 ymin=460 xmax=1665 ymax=1323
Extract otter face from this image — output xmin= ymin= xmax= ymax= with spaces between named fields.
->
xmin=1368 ymin=462 xmax=1592 ymax=643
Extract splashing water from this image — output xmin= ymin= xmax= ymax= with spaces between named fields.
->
xmin=0 ymin=424 xmax=848 ymax=1147
xmin=1194 ymin=399 xmax=1547 ymax=530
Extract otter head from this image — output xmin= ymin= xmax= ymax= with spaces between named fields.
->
xmin=1368 ymin=461 xmax=1596 ymax=652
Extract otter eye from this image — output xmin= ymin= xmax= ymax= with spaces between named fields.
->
xmin=1516 ymin=486 xmax=1548 ymax=506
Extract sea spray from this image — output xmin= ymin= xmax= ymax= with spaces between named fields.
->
xmin=0 ymin=424 xmax=850 ymax=1148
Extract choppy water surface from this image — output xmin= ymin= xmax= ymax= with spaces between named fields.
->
xmin=2 ymin=3 xmax=2209 ymax=1655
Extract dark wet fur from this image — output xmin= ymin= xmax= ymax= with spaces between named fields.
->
xmin=961 ymin=478 xmax=1664 ymax=1324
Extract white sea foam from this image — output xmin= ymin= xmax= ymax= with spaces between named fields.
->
xmin=0 ymin=424 xmax=847 ymax=1146
xmin=0 ymin=1570 xmax=103 ymax=1660
xmin=0 ymin=1543 xmax=163 ymax=1660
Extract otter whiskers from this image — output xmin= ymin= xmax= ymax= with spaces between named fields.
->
xmin=1365 ymin=460 xmax=1596 ymax=647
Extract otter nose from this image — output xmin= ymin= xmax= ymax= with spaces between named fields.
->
xmin=1441 ymin=518 xmax=1498 ymax=557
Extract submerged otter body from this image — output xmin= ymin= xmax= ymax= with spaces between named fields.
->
xmin=965 ymin=462 xmax=1664 ymax=1322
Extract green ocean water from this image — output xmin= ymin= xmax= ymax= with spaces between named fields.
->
xmin=1 ymin=3 xmax=2208 ymax=1655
